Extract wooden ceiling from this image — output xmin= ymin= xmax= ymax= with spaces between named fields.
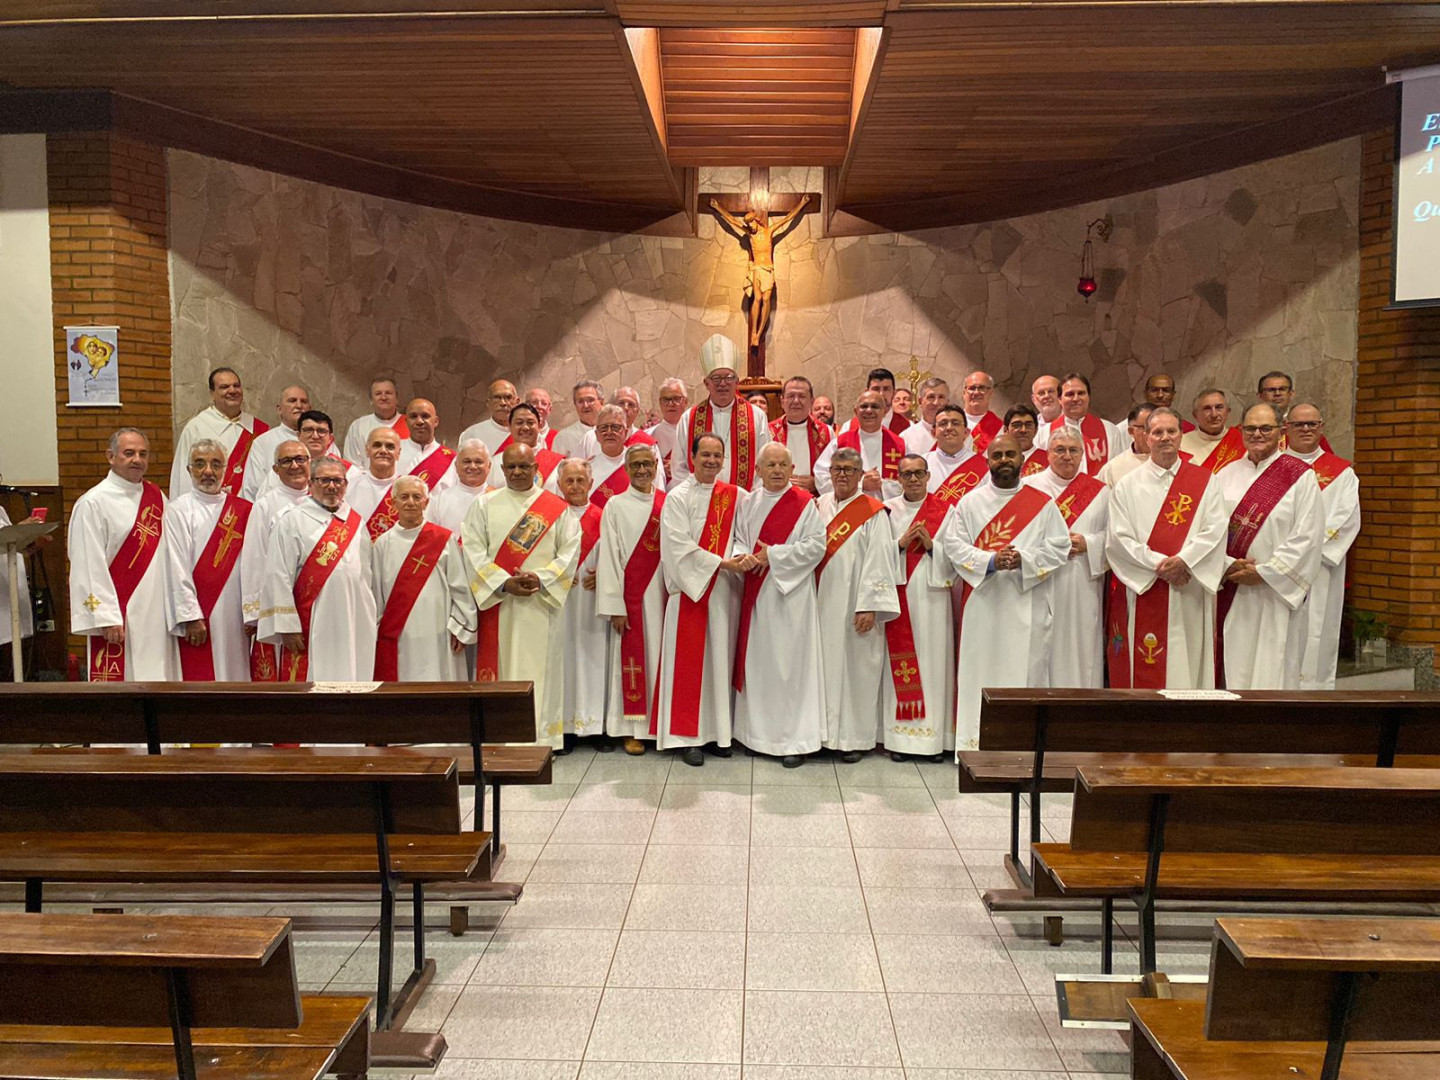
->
xmin=1 ymin=1 xmax=1438 ymax=232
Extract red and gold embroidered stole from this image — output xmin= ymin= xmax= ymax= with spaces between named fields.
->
xmin=1308 ymin=451 xmax=1351 ymax=491
xmin=222 ymin=419 xmax=268 ymax=496
xmin=476 ymin=491 xmax=567 ymax=682
xmin=366 ymin=444 xmax=456 ymax=541
xmin=814 ymin=495 xmax=884 ymax=582
xmin=1021 ymin=448 xmax=1049 ymax=477
xmin=968 ymin=412 xmax=1003 ymax=454
xmin=177 ymin=494 xmax=253 ymax=681
xmin=883 ymin=494 xmax=948 ymax=721
xmin=1053 ymin=473 xmax=1105 ymax=528
xmin=687 ymin=401 xmax=757 ymax=488
xmin=373 ymin=522 xmax=452 ymax=680
xmin=732 ymin=487 xmax=810 ymax=692
xmin=934 ymin=453 xmax=988 ymax=506
xmin=768 ymin=416 xmax=832 ymax=470
xmin=836 ymin=426 xmax=905 ymax=481
xmin=590 ymin=461 xmax=630 ymax=510
xmin=89 ymin=481 xmax=165 ymax=683
xmin=1199 ymin=427 xmax=1245 ymax=474
xmin=286 ymin=509 xmax=362 ymax=682
xmin=619 ymin=491 xmax=665 ymax=723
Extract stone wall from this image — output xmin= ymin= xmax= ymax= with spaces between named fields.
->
xmin=169 ymin=139 xmax=1361 ymax=451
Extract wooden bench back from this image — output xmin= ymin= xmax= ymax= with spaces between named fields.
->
xmin=0 ymin=681 xmax=537 ymax=745
xmin=1204 ymin=917 xmax=1440 ymax=1043
xmin=0 ymin=753 xmax=463 ymax=835
xmin=0 ymin=914 xmax=301 ymax=1030
xmin=1069 ymin=766 xmax=1440 ymax=856
xmin=978 ymin=689 xmax=1440 ymax=756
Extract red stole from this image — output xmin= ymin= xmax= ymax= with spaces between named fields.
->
xmin=577 ymin=504 xmax=603 ymax=566
xmin=177 ymin=494 xmax=253 ymax=681
xmin=815 ymin=494 xmax=884 ymax=582
xmin=883 ymin=494 xmax=948 ymax=721
xmin=1199 ymin=427 xmax=1245 ymax=474
xmin=89 ymin=481 xmax=165 ymax=683
xmin=366 ymin=445 xmax=455 ymax=541
xmin=1308 ymin=451 xmax=1352 ymax=490
xmin=590 ymin=460 xmax=630 ymax=510
xmin=537 ymin=448 xmax=563 ymax=481
xmin=888 ymin=412 xmax=911 ymax=435
xmin=409 ymin=444 xmax=456 ymax=489
xmin=502 ymin=430 xmax=560 ymax=453
xmin=392 ymin=415 xmax=410 ymax=441
xmin=974 ymin=485 xmax=1052 ymax=553
xmin=627 ymin=429 xmax=657 ymax=447
xmin=619 ymin=491 xmax=665 ymax=723
xmin=373 ymin=522 xmax=452 ymax=680
xmin=288 ymin=509 xmax=362 ymax=682
xmin=968 ymin=412 xmax=1003 ymax=454
xmin=1051 ymin=414 xmax=1112 ymax=474
xmin=836 ymin=426 xmax=905 ymax=480
xmin=222 ymin=419 xmax=268 ymax=496
xmin=1214 ymin=455 xmax=1312 ymax=686
xmin=1053 ymin=473 xmax=1105 ymax=528
xmin=1106 ymin=463 xmax=1210 ymax=689
xmin=1021 ymin=449 xmax=1048 ymax=477
xmin=732 ymin=487 xmax=810 ymax=692
xmin=687 ymin=402 xmax=758 ymax=488
xmin=658 ymin=482 xmax=738 ymax=738
xmin=475 ymin=491 xmax=567 ymax=682
xmin=769 ymin=416 xmax=832 ymax=471
xmin=934 ymin=453 xmax=988 ymax=506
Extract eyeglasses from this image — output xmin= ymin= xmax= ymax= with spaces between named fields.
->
xmin=1007 ymin=421 xmax=1037 ymax=432
xmin=898 ymin=469 xmax=928 ymax=480
xmin=1287 ymin=420 xmax=1321 ymax=430
xmin=312 ymin=476 xmax=345 ymax=487
xmin=660 ymin=394 xmax=685 ymax=405
xmin=1241 ymin=425 xmax=1278 ymax=436
xmin=830 ymin=465 xmax=860 ymax=476
xmin=596 ymin=424 xmax=626 ymax=435
xmin=277 ymin=455 xmax=309 ymax=466
xmin=964 ymin=386 xmax=992 ymax=395
xmin=707 ymin=374 xmax=737 ymax=386
xmin=299 ymin=426 xmax=330 ymax=436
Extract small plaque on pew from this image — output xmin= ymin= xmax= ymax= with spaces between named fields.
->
xmin=1156 ymin=689 xmax=1241 ymax=701
xmin=1054 ymin=972 xmax=1207 ymax=1029
xmin=308 ymin=681 xmax=383 ymax=693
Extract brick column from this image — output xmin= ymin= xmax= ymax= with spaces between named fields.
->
xmin=1352 ymin=127 xmax=1440 ymax=669
xmin=48 ymin=132 xmax=174 ymax=521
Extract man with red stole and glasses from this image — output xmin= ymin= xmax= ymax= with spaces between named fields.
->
xmin=1106 ymin=407 xmax=1229 ymax=689
xmin=463 ymin=444 xmax=581 ymax=749
xmin=654 ymin=432 xmax=751 ymax=767
xmin=258 ymin=457 xmax=377 ymax=681
xmin=1038 ymin=372 xmax=1127 ymax=474
xmin=768 ymin=374 xmax=831 ymax=494
xmin=1213 ymin=404 xmax=1323 ymax=689
xmin=670 ymin=335 xmax=770 ymax=490
xmin=241 ymin=440 xmax=310 ymax=681
xmin=814 ymin=390 xmax=903 ymax=501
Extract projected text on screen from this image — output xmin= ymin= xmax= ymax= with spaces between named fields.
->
xmin=1395 ymin=71 xmax=1440 ymax=305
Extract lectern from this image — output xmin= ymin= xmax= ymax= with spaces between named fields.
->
xmin=1 ymin=521 xmax=57 ymax=682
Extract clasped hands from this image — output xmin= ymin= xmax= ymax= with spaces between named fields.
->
xmin=993 ymin=545 xmax=1022 ymax=572
xmin=898 ymin=520 xmax=933 ymax=553
xmin=721 ymin=543 xmax=770 ymax=575
xmin=1156 ymin=555 xmax=1193 ymax=587
xmin=1223 ymin=557 xmax=1262 ymax=586
xmin=503 ymin=570 xmax=543 ymax=597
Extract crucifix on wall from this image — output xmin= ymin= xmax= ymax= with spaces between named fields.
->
xmin=702 ymin=167 xmax=820 ymax=380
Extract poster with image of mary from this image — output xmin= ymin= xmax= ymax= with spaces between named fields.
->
xmin=65 ymin=325 xmax=121 ymax=407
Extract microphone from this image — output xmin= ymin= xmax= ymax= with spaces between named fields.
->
xmin=0 ymin=485 xmax=45 ymax=497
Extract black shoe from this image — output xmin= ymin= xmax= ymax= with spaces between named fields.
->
xmin=595 ymin=738 xmax=616 ymax=753
xmin=930 ymin=753 xmax=947 ymax=763
xmin=743 ymin=746 xmax=758 ymax=757
xmin=680 ymin=748 xmax=705 ymax=767
xmin=781 ymin=755 xmax=804 ymax=769
xmin=839 ymin=751 xmax=863 ymax=764
xmin=890 ymin=751 xmax=910 ymax=763
xmin=554 ymin=744 xmax=574 ymax=757
xmin=708 ymin=743 xmax=733 ymax=758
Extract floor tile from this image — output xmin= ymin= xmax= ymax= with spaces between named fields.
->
xmin=586 ymin=988 xmax=743 ymax=1063
xmin=836 ymin=756 xmax=928 ymax=788
xmin=939 ymin=815 xmax=1016 ymax=850
xmin=743 ymin=990 xmax=900 ymax=1067
xmin=625 ymin=883 xmax=748 ymax=932
xmin=336 ymin=927 xmax=484 ymax=985
xmin=853 ymin=848 xmax=970 ymax=889
xmin=888 ymin=993 xmax=1063 ymax=1072
xmin=500 ymin=882 xmax=634 ymax=930
xmin=841 ymin=787 xmax=942 ymax=816
xmin=956 ymin=851 xmax=1015 ymax=892
xmin=581 ymin=754 xmax=674 ymax=785
xmin=432 ymin=1061 xmax=581 ymax=1080
xmin=998 ymin=932 xmax=1137 ymax=998
xmin=528 ymin=843 xmax=647 ymax=884
xmin=747 ymin=885 xmax=871 ymax=934
xmin=1035 ymin=998 xmax=1129 ymax=1074
xmin=580 ymin=1065 xmax=738 ymax=1080
xmin=495 ymin=842 xmax=545 ymax=884
xmin=505 ymin=810 xmax=565 ymax=844
xmin=441 ymin=985 xmax=603 ymax=1059
xmin=904 ymin=1071 xmax=1067 ymax=1080
xmin=745 ymin=932 xmax=883 ymax=991
xmin=748 ymin=846 xmax=860 ymax=887
xmin=661 ymin=785 xmax=754 ymax=813
xmin=638 ymin=844 xmax=750 ymax=885
xmin=862 ymin=888 xmax=995 ymax=937
xmin=751 ymin=812 xmax=853 ymax=848
xmin=746 ymin=1068 xmax=902 ymax=1080
xmin=752 ymin=758 xmax=840 ymax=787
xmin=503 ymin=783 xmax=580 ymax=810
xmin=651 ymin=810 xmax=754 ymax=846
xmin=873 ymin=934 xmax=1026 ymax=995
xmin=567 ymin=784 xmax=667 ymax=813
xmin=469 ymin=927 xmax=619 ymax=987
xmin=549 ymin=810 xmax=657 ymax=846
xmin=752 ymin=785 xmax=847 ymax=815
xmin=607 ymin=929 xmax=747 ymax=990
xmin=289 ymin=931 xmax=368 ymax=986
xmin=846 ymin=816 xmax=955 ymax=850
xmin=665 ymin=755 xmax=754 ymax=786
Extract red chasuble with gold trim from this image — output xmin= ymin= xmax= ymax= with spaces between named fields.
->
xmin=177 ymin=494 xmax=253 ymax=681
xmin=89 ymin=481 xmax=165 ymax=683
xmin=619 ymin=491 xmax=665 ymax=723
xmin=732 ymin=487 xmax=811 ymax=693
xmin=768 ymin=415 xmax=832 ymax=470
xmin=883 ymin=494 xmax=948 ymax=721
xmin=836 ymin=426 xmax=905 ymax=481
xmin=686 ymin=401 xmax=758 ymax=489
xmin=222 ymin=420 xmax=268 ymax=496
xmin=373 ymin=522 xmax=452 ymax=681
xmin=475 ymin=490 xmax=567 ymax=682
xmin=815 ymin=495 xmax=884 ymax=582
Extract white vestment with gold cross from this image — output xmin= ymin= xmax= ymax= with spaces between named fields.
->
xmin=166 ymin=489 xmax=251 ymax=681
xmin=1289 ymin=447 xmax=1361 ymax=690
xmin=595 ymin=485 xmax=667 ymax=741
xmin=371 ymin=523 xmax=474 ymax=682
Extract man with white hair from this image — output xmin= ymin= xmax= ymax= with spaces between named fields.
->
xmin=242 ymin=439 xmax=311 ymax=680
xmin=815 ymin=446 xmax=899 ymax=762
xmin=458 ymin=379 xmax=519 ymax=454
xmin=1181 ymin=388 xmax=1243 ymax=472
xmin=583 ymin=405 xmax=633 ymax=509
xmin=670 ymin=335 xmax=771 ymax=490
xmin=580 ymin=387 xmax=657 ymax=457
xmin=900 ymin=378 xmax=950 ymax=455
xmin=343 ymin=377 xmax=409 ymax=463
xmin=1024 ymin=427 xmax=1109 ymax=688
xmin=552 ymin=379 xmax=605 ymax=458
xmin=69 ymin=428 xmax=179 ymax=681
xmin=258 ymin=457 xmax=377 ymax=681
xmin=166 ymin=438 xmax=252 ymax=681
xmin=170 ymin=366 xmax=269 ymax=499
xmin=525 ymin=387 xmax=558 ymax=449
xmin=241 ymin=384 xmax=311 ymax=500
xmin=347 ymin=426 xmax=403 ymax=540
xmin=731 ymin=442 xmax=827 ymax=768
xmin=463 ymin=444 xmax=581 ymax=748
xmin=647 ymin=377 xmax=688 ymax=486
xmin=597 ymin=443 xmax=667 ymax=755
xmin=371 ymin=475 xmax=474 ymax=681
xmin=555 ymin=458 xmax=610 ymax=748
xmin=957 ymin=371 xmax=1004 ymax=454
xmin=1030 ymin=374 xmax=1063 ymax=436
xmin=427 ymin=440 xmax=491 ymax=532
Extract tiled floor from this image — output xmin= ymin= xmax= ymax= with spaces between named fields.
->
xmin=33 ymin=747 xmax=1209 ymax=1079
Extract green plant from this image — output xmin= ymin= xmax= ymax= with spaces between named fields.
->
xmin=1348 ymin=607 xmax=1388 ymax=644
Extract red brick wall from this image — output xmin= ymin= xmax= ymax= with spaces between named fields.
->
xmin=1351 ymin=127 xmax=1440 ymax=665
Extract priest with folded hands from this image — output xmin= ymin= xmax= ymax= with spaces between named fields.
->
xmin=241 ymin=439 xmax=311 ymax=681
xmin=556 ymin=458 xmax=610 ymax=749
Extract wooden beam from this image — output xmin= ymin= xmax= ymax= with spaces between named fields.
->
xmin=616 ymin=24 xmax=686 ymax=207
xmin=828 ymin=24 xmax=888 ymax=233
xmin=0 ymin=88 xmax=684 ymax=232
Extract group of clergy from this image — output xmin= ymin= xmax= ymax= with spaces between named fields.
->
xmin=64 ymin=338 xmax=1359 ymax=768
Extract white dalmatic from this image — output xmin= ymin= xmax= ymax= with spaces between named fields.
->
xmin=462 ymin=485 xmax=581 ymax=747
xmin=596 ymin=486 xmax=667 ymax=741
xmin=456 ymin=417 xmax=510 ymax=455
xmin=347 ymin=470 xmax=398 ymax=529
xmin=68 ymin=473 xmax=179 ymax=681
xmin=647 ymin=419 xmax=681 ymax=489
xmin=588 ymin=451 xmax=628 ymax=501
xmin=940 ymin=482 xmax=1071 ymax=751
xmin=731 ymin=489 xmax=828 ymax=757
xmin=1106 ymin=460 xmax=1229 ymax=689
xmin=881 ymin=494 xmax=956 ymax=757
xmin=258 ymin=499 xmax=378 ymax=680
xmin=240 ymin=424 xmax=299 ymax=501
xmin=428 ymin=482 xmax=489 ymax=533
xmin=551 ymin=419 xmax=595 ymax=459
xmin=0 ymin=504 xmax=34 ymax=648
xmin=165 ymin=489 xmax=251 ymax=681
xmin=813 ymin=431 xmax=902 ymax=500
xmin=815 ymin=492 xmax=900 ymax=752
xmin=560 ymin=504 xmax=609 ymax=737
xmin=371 ymin=524 xmax=474 ymax=681
xmin=1214 ymin=452 xmax=1324 ymax=689
xmin=653 ymin=478 xmax=747 ymax=750
xmin=1024 ymin=469 xmax=1110 ymax=688
xmin=240 ymin=484 xmax=308 ymax=631
xmin=170 ymin=406 xmax=266 ymax=498
xmin=1291 ymin=450 xmax=1360 ymax=690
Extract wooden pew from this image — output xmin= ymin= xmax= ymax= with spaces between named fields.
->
xmin=963 ymin=688 xmax=1440 ymax=888
xmin=0 ymin=681 xmax=542 ymax=860
xmin=1030 ymin=765 xmax=1440 ymax=975
xmin=0 ymin=751 xmax=486 ymax=1064
xmin=0 ymin=913 xmax=370 ymax=1080
xmin=1130 ymin=916 xmax=1440 ymax=1080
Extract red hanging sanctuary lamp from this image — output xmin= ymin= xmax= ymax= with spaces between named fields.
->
xmin=1077 ymin=215 xmax=1113 ymax=301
